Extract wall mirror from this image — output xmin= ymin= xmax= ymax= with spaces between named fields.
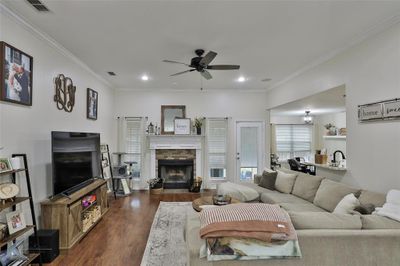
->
xmin=161 ymin=105 xmax=186 ymax=134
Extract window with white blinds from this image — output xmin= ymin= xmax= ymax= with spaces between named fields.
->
xmin=275 ymin=124 xmax=312 ymax=161
xmin=207 ymin=118 xmax=228 ymax=179
xmin=125 ymin=118 xmax=143 ymax=179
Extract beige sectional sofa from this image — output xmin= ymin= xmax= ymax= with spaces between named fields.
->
xmin=186 ymin=169 xmax=400 ymax=266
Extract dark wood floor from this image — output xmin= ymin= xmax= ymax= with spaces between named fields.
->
xmin=47 ymin=190 xmax=213 ymax=266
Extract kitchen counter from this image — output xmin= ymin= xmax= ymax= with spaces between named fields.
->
xmin=302 ymin=162 xmax=347 ymax=171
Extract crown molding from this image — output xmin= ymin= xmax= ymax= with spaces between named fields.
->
xmin=268 ymin=13 xmax=400 ymax=91
xmin=0 ymin=3 xmax=113 ymax=89
xmin=114 ymin=87 xmax=268 ymax=93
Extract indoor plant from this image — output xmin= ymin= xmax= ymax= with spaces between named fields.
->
xmin=193 ymin=117 xmax=205 ymax=135
xmin=147 ymin=178 xmax=163 ymax=194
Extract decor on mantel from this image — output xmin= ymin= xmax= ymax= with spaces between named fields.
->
xmin=358 ymin=98 xmax=400 ymax=122
xmin=54 ymin=74 xmax=76 ymax=113
xmin=0 ymin=42 xmax=33 ymax=106
xmin=161 ymin=105 xmax=186 ymax=134
xmin=87 ymin=88 xmax=98 ymax=120
xmin=193 ymin=117 xmax=205 ymax=135
xmin=174 ymin=118 xmax=191 ymax=135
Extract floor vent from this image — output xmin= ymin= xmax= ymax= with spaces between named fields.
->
xmin=26 ymin=0 xmax=50 ymax=12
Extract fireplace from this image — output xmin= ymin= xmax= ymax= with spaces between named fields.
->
xmin=158 ymin=159 xmax=194 ymax=189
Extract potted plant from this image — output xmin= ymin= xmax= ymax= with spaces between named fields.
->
xmin=194 ymin=117 xmax=205 ymax=135
xmin=147 ymin=178 xmax=163 ymax=194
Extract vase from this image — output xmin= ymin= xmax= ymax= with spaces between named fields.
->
xmin=196 ymin=127 xmax=201 ymax=135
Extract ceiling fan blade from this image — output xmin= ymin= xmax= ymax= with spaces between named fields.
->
xmin=199 ymin=51 xmax=217 ymax=66
xmin=201 ymin=70 xmax=212 ymax=80
xmin=207 ymin=65 xmax=240 ymax=70
xmin=163 ymin=60 xmax=189 ymax=66
xmin=170 ymin=69 xmax=194 ymax=77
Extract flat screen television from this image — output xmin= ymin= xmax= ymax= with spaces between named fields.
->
xmin=51 ymin=131 xmax=101 ymax=196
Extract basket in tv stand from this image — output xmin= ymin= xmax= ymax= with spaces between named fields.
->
xmin=40 ymin=179 xmax=109 ymax=251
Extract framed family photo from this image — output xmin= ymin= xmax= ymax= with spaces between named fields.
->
xmin=6 ymin=210 xmax=26 ymax=235
xmin=0 ymin=158 xmax=12 ymax=173
xmin=87 ymin=88 xmax=98 ymax=120
xmin=0 ymin=42 xmax=33 ymax=106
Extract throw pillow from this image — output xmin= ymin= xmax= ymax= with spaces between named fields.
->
xmin=258 ymin=171 xmax=277 ymax=190
xmin=333 ymin=193 xmax=360 ymax=214
xmin=354 ymin=204 xmax=376 ymax=215
xmin=253 ymin=174 xmax=262 ymax=185
xmin=274 ymin=170 xmax=297 ymax=194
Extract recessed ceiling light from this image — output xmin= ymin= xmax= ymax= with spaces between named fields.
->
xmin=237 ymin=76 xmax=246 ymax=82
xmin=141 ymin=74 xmax=149 ymax=81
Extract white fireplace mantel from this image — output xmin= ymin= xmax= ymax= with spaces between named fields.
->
xmin=148 ymin=135 xmax=204 ymax=179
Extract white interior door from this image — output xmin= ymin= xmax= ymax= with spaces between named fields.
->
xmin=236 ymin=121 xmax=264 ymax=182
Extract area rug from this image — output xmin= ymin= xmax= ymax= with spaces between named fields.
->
xmin=141 ymin=202 xmax=192 ymax=266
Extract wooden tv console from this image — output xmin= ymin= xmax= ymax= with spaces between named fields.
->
xmin=41 ymin=179 xmax=109 ymax=250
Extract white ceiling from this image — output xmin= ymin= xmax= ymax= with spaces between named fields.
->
xmin=3 ymin=1 xmax=400 ymax=91
xmin=270 ymin=85 xmax=346 ymax=116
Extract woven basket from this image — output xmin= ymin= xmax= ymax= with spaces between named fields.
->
xmin=150 ymin=187 xmax=163 ymax=194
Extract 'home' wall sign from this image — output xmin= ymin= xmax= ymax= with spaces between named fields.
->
xmin=358 ymin=98 xmax=400 ymax=122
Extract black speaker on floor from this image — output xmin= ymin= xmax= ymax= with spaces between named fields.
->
xmin=29 ymin=229 xmax=59 ymax=263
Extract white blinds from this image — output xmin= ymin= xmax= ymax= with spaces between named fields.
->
xmin=207 ymin=118 xmax=228 ymax=170
xmin=275 ymin=124 xmax=312 ymax=160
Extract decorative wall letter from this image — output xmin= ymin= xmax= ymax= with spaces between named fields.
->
xmin=54 ymin=74 xmax=76 ymax=112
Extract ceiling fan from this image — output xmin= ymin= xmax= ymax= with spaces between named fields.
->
xmin=163 ymin=49 xmax=240 ymax=80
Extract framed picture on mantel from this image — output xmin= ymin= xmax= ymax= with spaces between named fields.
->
xmin=174 ymin=118 xmax=191 ymax=135
xmin=161 ymin=105 xmax=186 ymax=134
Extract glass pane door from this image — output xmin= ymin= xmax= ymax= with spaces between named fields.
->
xmin=236 ymin=122 xmax=264 ymax=182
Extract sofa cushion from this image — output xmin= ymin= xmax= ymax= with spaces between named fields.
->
xmin=275 ymin=170 xmax=298 ymax=194
xmin=253 ymin=174 xmax=262 ymax=185
xmin=280 ymin=203 xmax=326 ymax=213
xmin=289 ymin=212 xmax=362 ymax=229
xmin=259 ymin=171 xmax=277 ymax=190
xmin=217 ymin=182 xmax=259 ymax=202
xmin=240 ymin=182 xmax=277 ymax=196
xmin=333 ymin=193 xmax=360 ymax=215
xmin=361 ymin=214 xmax=400 ymax=229
xmin=292 ymin=173 xmax=324 ymax=202
xmin=313 ymin=179 xmax=360 ymax=212
xmin=359 ymin=190 xmax=386 ymax=207
xmin=260 ymin=192 xmax=310 ymax=205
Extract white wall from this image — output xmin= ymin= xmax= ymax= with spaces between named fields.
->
xmin=0 ymin=6 xmax=115 ymax=225
xmin=114 ymin=90 xmax=270 ymax=187
xmin=266 ymin=22 xmax=400 ymax=193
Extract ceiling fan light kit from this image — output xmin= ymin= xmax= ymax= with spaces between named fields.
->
xmin=163 ymin=49 xmax=240 ymax=80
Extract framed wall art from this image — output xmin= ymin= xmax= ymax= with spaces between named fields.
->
xmin=358 ymin=98 xmax=400 ymax=122
xmin=161 ymin=105 xmax=186 ymax=134
xmin=0 ymin=158 xmax=12 ymax=173
xmin=174 ymin=118 xmax=191 ymax=135
xmin=6 ymin=210 xmax=26 ymax=235
xmin=87 ymin=88 xmax=98 ymax=120
xmin=0 ymin=42 xmax=33 ymax=106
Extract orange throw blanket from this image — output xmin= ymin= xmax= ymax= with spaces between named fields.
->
xmin=199 ymin=203 xmax=296 ymax=242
